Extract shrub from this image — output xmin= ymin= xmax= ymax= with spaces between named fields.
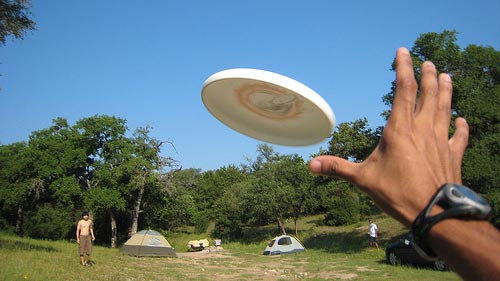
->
xmin=0 ymin=216 xmax=15 ymax=233
xmin=324 ymin=197 xmax=360 ymax=226
xmin=22 ymin=205 xmax=73 ymax=240
xmin=485 ymin=190 xmax=500 ymax=228
xmin=192 ymin=212 xmax=209 ymax=234
xmin=213 ymin=217 xmax=242 ymax=239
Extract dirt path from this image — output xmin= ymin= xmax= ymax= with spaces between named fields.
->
xmin=171 ymin=248 xmax=359 ymax=280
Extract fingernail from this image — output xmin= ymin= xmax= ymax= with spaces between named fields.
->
xmin=442 ymin=73 xmax=451 ymax=82
xmin=398 ymin=47 xmax=409 ymax=55
xmin=309 ymin=159 xmax=322 ymax=173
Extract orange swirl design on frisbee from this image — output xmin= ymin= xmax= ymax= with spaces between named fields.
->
xmin=235 ymin=83 xmax=304 ymax=120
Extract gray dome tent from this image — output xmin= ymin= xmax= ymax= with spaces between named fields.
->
xmin=263 ymin=234 xmax=305 ymax=255
xmin=120 ymin=229 xmax=177 ymax=257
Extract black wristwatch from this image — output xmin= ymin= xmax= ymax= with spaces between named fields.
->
xmin=411 ymin=183 xmax=492 ymax=261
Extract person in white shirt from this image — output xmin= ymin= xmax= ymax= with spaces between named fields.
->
xmin=368 ymin=219 xmax=379 ymax=249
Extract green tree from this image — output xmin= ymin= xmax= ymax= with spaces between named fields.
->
xmin=0 ymin=118 xmax=88 ymax=238
xmin=212 ymin=181 xmax=248 ymax=239
xmin=273 ymin=154 xmax=313 ymax=236
xmin=0 ymin=115 xmax=182 ymax=242
xmin=85 ymin=186 xmax=126 ymax=247
xmin=144 ymin=186 xmax=197 ymax=230
xmin=22 ymin=204 xmax=73 ymax=240
xmin=485 ymin=190 xmax=500 ymax=227
xmin=240 ymin=145 xmax=312 ymax=235
xmin=125 ymin=126 xmax=179 ymax=238
xmin=251 ymin=160 xmax=293 ymax=234
xmin=454 ymin=45 xmax=500 ymax=196
xmin=242 ymin=143 xmax=281 ymax=173
xmin=74 ymin=115 xmax=130 ymax=248
xmin=322 ymin=181 xmax=361 ymax=226
xmin=382 ymin=30 xmax=462 ymax=118
xmin=0 ymin=0 xmax=36 ymax=91
xmin=0 ymin=142 xmax=39 ymax=235
xmin=319 ymin=118 xmax=382 ymax=224
xmin=0 ymin=0 xmax=36 ymax=45
xmin=326 ymin=118 xmax=382 ymax=161
xmin=195 ymin=165 xmax=247 ymax=220
xmin=147 ymin=168 xmax=201 ymax=230
xmin=8 ymin=118 xmax=86 ymax=238
xmin=28 ymin=118 xmax=87 ymax=214
xmin=381 ymin=30 xmax=500 ymax=221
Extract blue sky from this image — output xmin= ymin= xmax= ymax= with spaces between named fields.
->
xmin=1 ymin=0 xmax=499 ymax=171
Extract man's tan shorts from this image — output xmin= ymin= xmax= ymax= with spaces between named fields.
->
xmin=79 ymin=235 xmax=92 ymax=256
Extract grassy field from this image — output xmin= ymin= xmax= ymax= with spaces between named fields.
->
xmin=0 ymin=215 xmax=461 ymax=281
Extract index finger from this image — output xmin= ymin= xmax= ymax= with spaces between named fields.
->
xmin=391 ymin=48 xmax=418 ymax=123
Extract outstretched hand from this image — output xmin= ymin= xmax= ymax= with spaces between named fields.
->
xmin=309 ymin=48 xmax=469 ymax=226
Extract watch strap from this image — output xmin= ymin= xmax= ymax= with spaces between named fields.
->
xmin=411 ymin=183 xmax=492 ymax=261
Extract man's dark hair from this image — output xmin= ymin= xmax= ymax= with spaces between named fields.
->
xmin=82 ymin=212 xmax=89 ymax=217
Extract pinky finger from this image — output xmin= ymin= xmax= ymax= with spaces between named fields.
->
xmin=449 ymin=117 xmax=469 ymax=182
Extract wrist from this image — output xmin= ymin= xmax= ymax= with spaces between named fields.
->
xmin=428 ymin=219 xmax=500 ymax=279
xmin=411 ymin=183 xmax=492 ymax=260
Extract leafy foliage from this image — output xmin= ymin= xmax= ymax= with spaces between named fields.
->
xmin=0 ymin=0 xmax=36 ymax=45
xmin=0 ymin=115 xmax=180 ymax=243
xmin=326 ymin=118 xmax=381 ymax=162
xmin=212 ymin=182 xmax=246 ymax=239
xmin=485 ymin=190 xmax=500 ymax=228
xmin=324 ymin=197 xmax=360 ymax=226
xmin=146 ymin=191 xmax=196 ymax=230
xmin=192 ymin=211 xmax=209 ymax=234
xmin=22 ymin=205 xmax=73 ymax=240
xmin=381 ymin=30 xmax=500 ymax=221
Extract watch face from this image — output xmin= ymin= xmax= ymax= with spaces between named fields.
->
xmin=453 ymin=185 xmax=487 ymax=204
xmin=447 ymin=184 xmax=492 ymax=218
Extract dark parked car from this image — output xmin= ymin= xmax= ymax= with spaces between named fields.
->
xmin=385 ymin=232 xmax=448 ymax=271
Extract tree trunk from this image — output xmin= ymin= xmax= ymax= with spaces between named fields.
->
xmin=278 ymin=217 xmax=286 ymax=235
xmin=294 ymin=218 xmax=298 ymax=237
xmin=15 ymin=206 xmax=23 ymax=235
xmin=128 ymin=173 xmax=147 ymax=238
xmin=110 ymin=211 xmax=117 ymax=248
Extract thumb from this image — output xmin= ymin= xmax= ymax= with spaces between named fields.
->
xmin=309 ymin=155 xmax=359 ymax=182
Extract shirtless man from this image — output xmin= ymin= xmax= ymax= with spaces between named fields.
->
xmin=76 ymin=212 xmax=95 ymax=266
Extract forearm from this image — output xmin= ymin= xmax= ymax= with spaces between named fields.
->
xmin=429 ymin=220 xmax=500 ymax=280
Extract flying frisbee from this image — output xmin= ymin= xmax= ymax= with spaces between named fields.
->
xmin=201 ymin=68 xmax=335 ymax=146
